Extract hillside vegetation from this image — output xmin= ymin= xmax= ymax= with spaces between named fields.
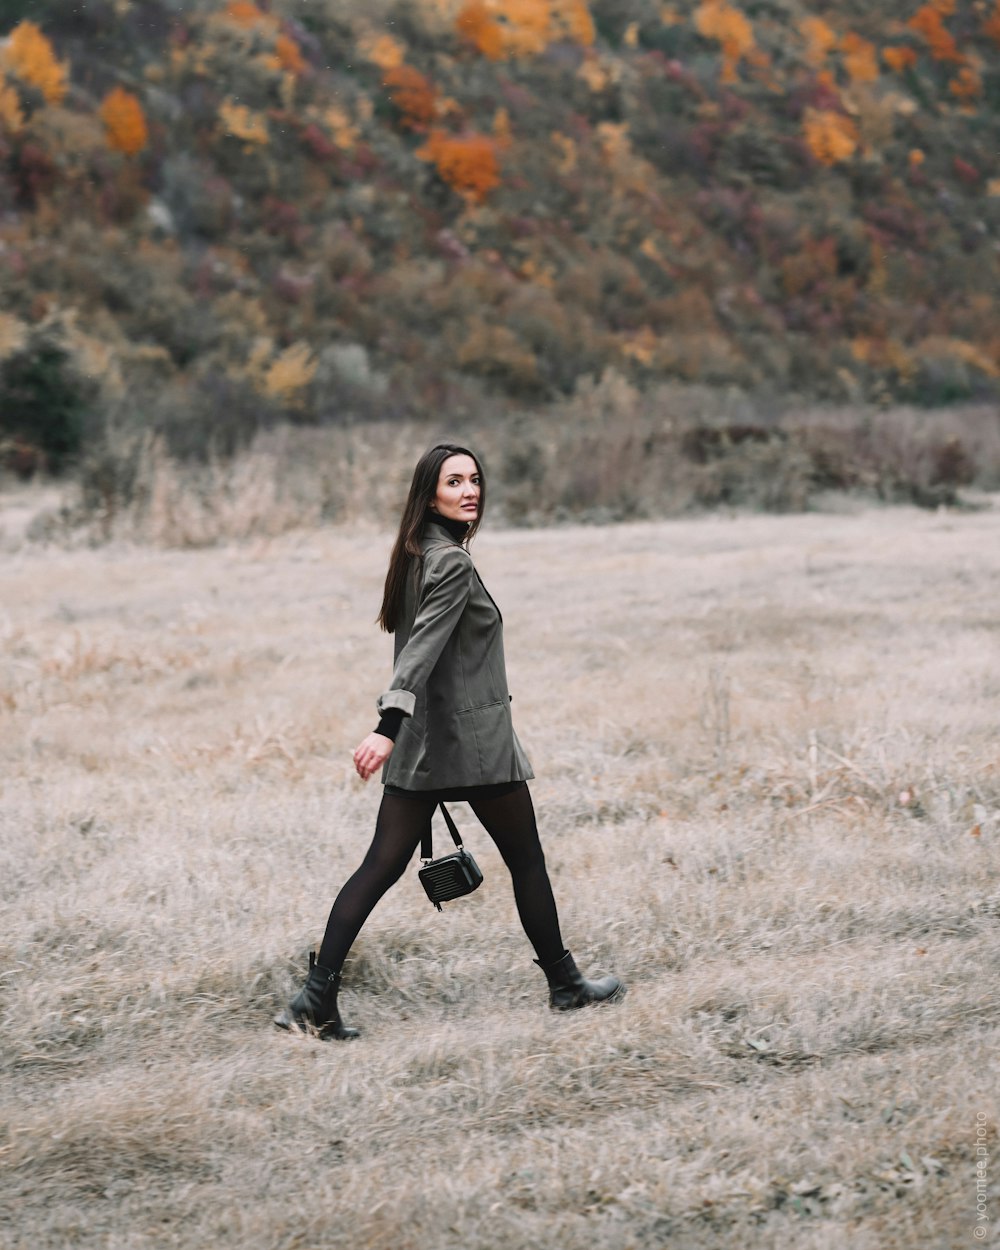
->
xmin=1 ymin=0 xmax=999 ymax=520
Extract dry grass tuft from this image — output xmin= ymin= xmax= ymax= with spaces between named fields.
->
xmin=1 ymin=502 xmax=998 ymax=1248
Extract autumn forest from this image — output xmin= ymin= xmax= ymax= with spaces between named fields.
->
xmin=1 ymin=0 xmax=999 ymax=523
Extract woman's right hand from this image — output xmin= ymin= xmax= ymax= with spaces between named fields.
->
xmin=353 ymin=732 xmax=394 ymax=782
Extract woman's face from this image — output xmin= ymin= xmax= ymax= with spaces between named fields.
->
xmin=432 ymin=454 xmax=481 ymax=523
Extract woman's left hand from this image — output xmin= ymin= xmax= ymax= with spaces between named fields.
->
xmin=353 ymin=732 xmax=394 ymax=782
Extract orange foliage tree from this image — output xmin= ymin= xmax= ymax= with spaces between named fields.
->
xmin=984 ymin=1 xmax=1000 ymax=47
xmin=2 ymin=20 xmax=68 ymax=104
xmin=384 ymin=65 xmax=438 ymax=130
xmin=803 ymin=108 xmax=858 ymax=166
xmin=799 ymin=17 xmax=836 ymax=67
xmin=457 ymin=1 xmax=547 ymax=59
xmin=694 ymin=0 xmax=755 ymax=84
xmin=840 ymin=33 xmax=879 ymax=83
xmin=100 ymin=87 xmax=149 ymax=156
xmin=456 ymin=2 xmax=503 ymax=60
xmin=883 ymin=46 xmax=919 ymax=72
xmin=908 ymin=3 xmax=963 ymax=63
xmin=948 ymin=65 xmax=981 ymax=101
xmin=549 ymin=0 xmax=596 ymax=46
xmin=456 ymin=0 xmax=593 ymax=60
xmin=225 ymin=1 xmax=269 ymax=26
xmin=416 ymin=130 xmax=500 ymax=202
xmin=273 ymin=34 xmax=306 ymax=76
xmin=219 ymin=3 xmax=302 ymax=73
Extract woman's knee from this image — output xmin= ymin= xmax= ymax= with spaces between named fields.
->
xmin=359 ymin=847 xmax=413 ymax=888
xmin=500 ymin=835 xmax=548 ymax=877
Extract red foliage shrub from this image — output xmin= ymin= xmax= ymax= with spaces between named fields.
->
xmin=11 ymin=141 xmax=56 ymax=206
xmin=952 ymin=156 xmax=979 ymax=185
xmin=301 ymin=122 xmax=337 ymax=161
xmin=383 ymin=65 xmax=438 ymax=131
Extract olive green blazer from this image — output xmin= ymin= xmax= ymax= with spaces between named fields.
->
xmin=377 ymin=518 xmax=534 ymax=790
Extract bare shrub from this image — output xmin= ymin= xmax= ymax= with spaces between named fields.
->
xmin=788 ymin=402 xmax=1000 ymax=506
xmin=26 ymin=363 xmax=1000 ymax=545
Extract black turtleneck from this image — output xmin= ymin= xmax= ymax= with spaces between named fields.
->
xmin=373 ymin=512 xmax=470 ymax=742
xmin=426 ymin=511 xmax=471 ymax=541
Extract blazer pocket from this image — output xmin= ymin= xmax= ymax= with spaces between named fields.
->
xmin=456 ymin=699 xmax=505 ymax=716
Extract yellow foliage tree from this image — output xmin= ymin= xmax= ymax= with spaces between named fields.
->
xmin=803 ymin=108 xmax=858 ymax=166
xmin=841 ymin=33 xmax=879 ymax=83
xmin=694 ymin=0 xmax=755 ymax=84
xmin=263 ymin=343 xmax=317 ymax=405
xmin=358 ymin=32 xmax=406 ymax=70
xmin=799 ymin=17 xmax=836 ymax=67
xmin=596 ymin=121 xmax=630 ymax=164
xmin=456 ymin=321 xmax=539 ymax=389
xmin=219 ymin=98 xmax=269 ymax=146
xmin=0 ymin=310 xmax=28 ymax=360
xmin=416 ymin=130 xmax=500 ymax=202
xmin=2 ymin=20 xmax=68 ymax=104
xmin=551 ymin=131 xmax=576 ymax=173
xmin=100 ymin=87 xmax=149 ymax=156
xmin=493 ymin=106 xmax=512 ymax=149
xmin=0 ymin=77 xmax=24 ymax=133
xmin=577 ymin=56 xmax=610 ymax=92
xmin=322 ymin=105 xmax=359 ymax=149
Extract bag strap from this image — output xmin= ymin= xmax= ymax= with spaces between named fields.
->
xmin=420 ymin=802 xmax=463 ymax=861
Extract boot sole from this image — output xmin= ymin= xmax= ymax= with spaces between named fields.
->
xmin=273 ymin=1011 xmax=360 ymax=1040
xmin=551 ymin=983 xmax=627 ymax=1010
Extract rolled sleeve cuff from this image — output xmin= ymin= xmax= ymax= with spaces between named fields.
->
xmin=373 ymin=707 xmax=405 ymax=742
xmin=377 ymin=688 xmax=416 ymax=718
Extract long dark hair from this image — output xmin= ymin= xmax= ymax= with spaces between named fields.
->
xmin=377 ymin=443 xmax=485 ymax=633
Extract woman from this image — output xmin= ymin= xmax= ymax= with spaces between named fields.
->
xmin=275 ymin=443 xmax=623 ymax=1040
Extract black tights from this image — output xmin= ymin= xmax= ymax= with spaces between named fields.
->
xmin=316 ymin=784 xmax=565 ymax=972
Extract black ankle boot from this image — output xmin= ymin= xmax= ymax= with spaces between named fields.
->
xmin=534 ymin=950 xmax=625 ymax=1011
xmin=274 ymin=952 xmax=360 ymax=1040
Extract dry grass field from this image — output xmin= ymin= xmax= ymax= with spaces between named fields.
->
xmin=1 ymin=496 xmax=998 ymax=1250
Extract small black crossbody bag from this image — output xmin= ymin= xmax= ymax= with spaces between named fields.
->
xmin=417 ymin=803 xmax=484 ymax=911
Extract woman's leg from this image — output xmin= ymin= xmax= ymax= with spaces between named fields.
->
xmin=276 ymin=794 xmax=437 ymax=1038
xmin=469 ymin=783 xmax=566 ymax=966
xmin=316 ymin=793 xmax=437 ymax=971
xmin=470 ymin=783 xmax=624 ymax=1009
